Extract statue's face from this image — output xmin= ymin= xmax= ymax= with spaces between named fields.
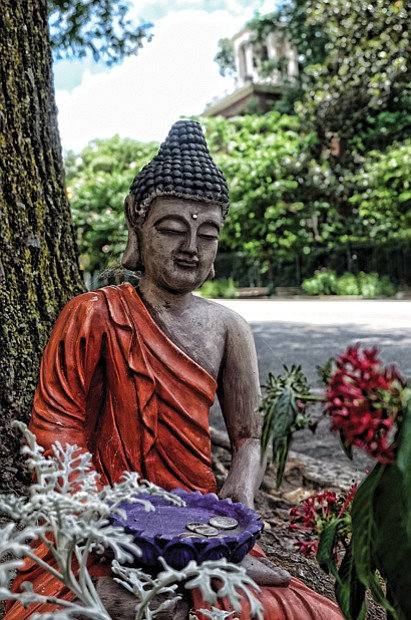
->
xmin=139 ymin=197 xmax=223 ymax=294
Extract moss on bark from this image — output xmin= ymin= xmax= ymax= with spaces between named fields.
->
xmin=0 ymin=0 xmax=85 ymax=492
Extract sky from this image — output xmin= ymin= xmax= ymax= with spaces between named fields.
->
xmin=54 ymin=0 xmax=274 ymax=153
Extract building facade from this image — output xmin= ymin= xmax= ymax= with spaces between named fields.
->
xmin=205 ymin=24 xmax=299 ymax=118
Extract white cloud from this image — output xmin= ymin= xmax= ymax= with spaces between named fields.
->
xmin=258 ymin=0 xmax=276 ymax=15
xmin=128 ymin=0 xmax=267 ymax=23
xmin=56 ymin=9 xmax=244 ymax=152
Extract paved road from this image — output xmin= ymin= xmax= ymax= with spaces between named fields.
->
xmin=215 ymin=298 xmax=411 ymax=379
xmin=211 ymin=298 xmax=411 ymax=472
xmin=215 ymin=298 xmax=411 ymax=328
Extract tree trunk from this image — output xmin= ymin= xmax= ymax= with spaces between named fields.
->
xmin=0 ymin=0 xmax=85 ymax=492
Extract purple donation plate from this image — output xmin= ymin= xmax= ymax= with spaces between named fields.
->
xmin=110 ymin=488 xmax=263 ymax=569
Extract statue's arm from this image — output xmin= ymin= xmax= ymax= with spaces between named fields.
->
xmin=217 ymin=312 xmax=263 ymax=509
xmin=217 ymin=311 xmax=291 ymax=588
xmin=30 ymin=293 xmax=105 ymax=469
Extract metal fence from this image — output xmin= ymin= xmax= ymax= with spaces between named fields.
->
xmin=216 ymin=239 xmax=411 ymax=289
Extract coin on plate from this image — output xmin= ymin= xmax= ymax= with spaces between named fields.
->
xmin=186 ymin=522 xmax=207 ymax=532
xmin=179 ymin=532 xmax=201 ymax=539
xmin=190 ymin=524 xmax=220 ymax=537
xmin=209 ymin=516 xmax=238 ymax=530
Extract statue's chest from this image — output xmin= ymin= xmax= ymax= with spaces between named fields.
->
xmin=156 ymin=316 xmax=225 ymax=380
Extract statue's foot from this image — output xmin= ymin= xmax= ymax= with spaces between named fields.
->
xmin=240 ymin=554 xmax=291 ymax=587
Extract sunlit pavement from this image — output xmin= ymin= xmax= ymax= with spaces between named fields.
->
xmin=213 ymin=298 xmax=411 ymax=329
xmin=210 ymin=298 xmax=411 ymax=465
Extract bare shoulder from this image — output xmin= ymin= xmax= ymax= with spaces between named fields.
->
xmin=192 ymin=296 xmax=253 ymax=340
xmin=195 ymin=299 xmax=259 ymax=390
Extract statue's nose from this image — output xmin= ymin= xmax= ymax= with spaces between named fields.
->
xmin=181 ymin=233 xmax=198 ymax=255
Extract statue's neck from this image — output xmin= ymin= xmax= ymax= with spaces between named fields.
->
xmin=135 ymin=275 xmax=223 ymax=381
xmin=138 ymin=276 xmax=194 ymax=317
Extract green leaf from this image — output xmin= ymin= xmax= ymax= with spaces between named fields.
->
xmin=335 ymin=543 xmax=366 ymax=620
xmin=316 ymin=520 xmax=341 ymax=578
xmin=275 ymin=434 xmax=292 ymax=490
xmin=398 ymin=191 xmax=411 ymax=203
xmin=261 ymin=395 xmax=276 ymax=457
xmin=271 ymin=387 xmax=299 ymax=451
xmin=395 ymin=396 xmax=411 ymax=537
xmin=351 ymin=464 xmax=384 ymax=584
xmin=316 ymin=357 xmax=334 ymax=387
xmin=350 ymin=463 xmax=395 ymax=613
xmin=260 ymin=365 xmax=312 ymax=489
xmin=269 ymin=387 xmax=299 ymax=489
xmin=339 ymin=431 xmax=353 ymax=460
xmin=372 ymin=461 xmax=411 ymax=618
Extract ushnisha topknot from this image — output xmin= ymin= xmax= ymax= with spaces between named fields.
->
xmin=128 ymin=119 xmax=229 ymax=222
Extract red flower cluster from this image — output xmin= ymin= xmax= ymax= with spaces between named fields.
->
xmin=325 ymin=346 xmax=404 ymax=463
xmin=289 ymin=486 xmax=356 ymax=558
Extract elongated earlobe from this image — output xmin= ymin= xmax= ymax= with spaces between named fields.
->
xmin=207 ymin=264 xmax=216 ymax=280
xmin=122 ymin=195 xmax=143 ymax=272
xmin=122 ymin=226 xmax=142 ymax=271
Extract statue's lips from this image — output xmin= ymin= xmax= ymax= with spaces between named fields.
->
xmin=174 ymin=259 xmax=199 ymax=268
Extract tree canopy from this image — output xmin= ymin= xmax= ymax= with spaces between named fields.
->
xmin=248 ymin=3 xmax=328 ymax=71
xmin=214 ymin=37 xmax=236 ymax=78
xmin=48 ymin=0 xmax=153 ymax=65
xmin=210 ymin=0 xmax=411 ymax=278
xmin=297 ymin=0 xmax=411 ymax=158
xmin=66 ymin=136 xmax=158 ymax=273
xmin=67 ymin=109 xmax=411 ymax=288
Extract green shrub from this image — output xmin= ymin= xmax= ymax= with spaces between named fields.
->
xmin=356 ymin=272 xmax=397 ymax=297
xmin=197 ymin=278 xmax=238 ymax=299
xmin=335 ymin=273 xmax=360 ymax=296
xmin=302 ymin=269 xmax=397 ymax=297
xmin=301 ymin=269 xmax=338 ymax=296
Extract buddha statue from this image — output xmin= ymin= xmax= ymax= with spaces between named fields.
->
xmin=4 ymin=120 xmax=343 ymax=619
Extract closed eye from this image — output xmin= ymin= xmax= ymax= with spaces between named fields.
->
xmin=157 ymin=227 xmax=186 ymax=235
xmin=198 ymin=233 xmax=219 ymax=240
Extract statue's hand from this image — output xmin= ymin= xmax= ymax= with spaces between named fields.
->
xmin=240 ymin=554 xmax=291 ymax=587
xmin=218 ymin=486 xmax=254 ymax=509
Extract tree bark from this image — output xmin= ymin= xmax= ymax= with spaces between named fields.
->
xmin=0 ymin=0 xmax=85 ymax=492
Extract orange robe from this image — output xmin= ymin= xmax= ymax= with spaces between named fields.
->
xmin=5 ymin=283 xmax=342 ymax=619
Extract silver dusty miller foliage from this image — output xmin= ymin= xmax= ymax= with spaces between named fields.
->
xmin=0 ymin=422 xmax=262 ymax=620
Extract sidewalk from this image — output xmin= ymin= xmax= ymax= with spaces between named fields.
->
xmin=213 ymin=298 xmax=411 ymax=329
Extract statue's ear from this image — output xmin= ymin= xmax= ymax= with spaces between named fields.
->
xmin=122 ymin=195 xmax=142 ymax=272
xmin=207 ymin=264 xmax=216 ymax=280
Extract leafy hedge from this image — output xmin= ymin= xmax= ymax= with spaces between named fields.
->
xmin=196 ymin=278 xmax=238 ymax=299
xmin=301 ymin=269 xmax=397 ymax=297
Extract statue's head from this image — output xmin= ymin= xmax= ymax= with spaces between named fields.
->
xmin=122 ymin=120 xmax=229 ymax=289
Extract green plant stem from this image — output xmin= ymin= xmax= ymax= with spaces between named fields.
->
xmin=2 ymin=589 xmax=110 ymax=620
xmin=75 ymin=542 xmax=106 ymax=611
xmin=23 ymin=546 xmax=66 ymax=585
xmin=134 ymin=573 xmax=180 ymax=620
xmin=295 ymin=394 xmax=326 ymax=403
xmin=25 ymin=535 xmax=100 ymax=612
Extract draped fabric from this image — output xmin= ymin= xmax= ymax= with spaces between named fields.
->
xmin=5 ymin=283 xmax=343 ymax=619
xmin=30 ymin=283 xmax=217 ymax=493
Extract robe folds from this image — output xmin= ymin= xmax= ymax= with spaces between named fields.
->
xmin=5 ymin=283 xmax=343 ymax=620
